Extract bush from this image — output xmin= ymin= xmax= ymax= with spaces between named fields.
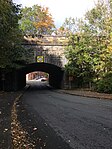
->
xmin=96 ymin=72 xmax=112 ymax=93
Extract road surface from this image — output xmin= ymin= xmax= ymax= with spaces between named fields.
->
xmin=19 ymin=81 xmax=112 ymax=149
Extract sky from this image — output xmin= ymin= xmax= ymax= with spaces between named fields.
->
xmin=13 ymin=0 xmax=98 ymax=27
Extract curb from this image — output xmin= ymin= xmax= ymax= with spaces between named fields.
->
xmin=54 ymin=89 xmax=112 ymax=100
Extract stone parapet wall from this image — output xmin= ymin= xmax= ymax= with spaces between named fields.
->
xmin=22 ymin=35 xmax=68 ymax=68
xmin=23 ymin=35 xmax=68 ymax=46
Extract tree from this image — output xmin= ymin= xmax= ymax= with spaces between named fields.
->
xmin=0 ymin=0 xmax=24 ymax=68
xmin=65 ymin=33 xmax=95 ymax=87
xmin=64 ymin=0 xmax=112 ymax=88
xmin=58 ymin=17 xmax=84 ymax=35
xmin=19 ymin=5 xmax=55 ymax=35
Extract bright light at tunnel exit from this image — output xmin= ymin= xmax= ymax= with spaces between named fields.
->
xmin=26 ymin=71 xmax=49 ymax=81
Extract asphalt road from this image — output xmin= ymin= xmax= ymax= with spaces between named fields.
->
xmin=21 ymin=81 xmax=112 ymax=149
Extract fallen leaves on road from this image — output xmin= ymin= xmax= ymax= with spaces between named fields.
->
xmin=3 ymin=128 xmax=8 ymax=132
xmin=11 ymin=94 xmax=35 ymax=149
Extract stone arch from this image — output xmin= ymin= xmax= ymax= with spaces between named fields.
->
xmin=17 ymin=63 xmax=64 ymax=89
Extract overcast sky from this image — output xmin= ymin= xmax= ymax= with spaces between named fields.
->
xmin=13 ymin=0 xmax=98 ymax=27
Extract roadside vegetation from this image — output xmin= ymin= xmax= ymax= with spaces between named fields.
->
xmin=59 ymin=0 xmax=112 ymax=93
xmin=0 ymin=0 xmax=24 ymax=68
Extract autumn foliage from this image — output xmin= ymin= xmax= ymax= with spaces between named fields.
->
xmin=20 ymin=5 xmax=55 ymax=35
xmin=33 ymin=7 xmax=55 ymax=34
xmin=64 ymin=0 xmax=112 ymax=92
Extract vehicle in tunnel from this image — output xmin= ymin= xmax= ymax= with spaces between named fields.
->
xmin=0 ymin=63 xmax=64 ymax=91
xmin=35 ymin=77 xmax=48 ymax=81
xmin=21 ymin=63 xmax=64 ymax=89
xmin=26 ymin=71 xmax=49 ymax=81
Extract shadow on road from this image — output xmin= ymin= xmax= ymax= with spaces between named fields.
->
xmin=26 ymin=80 xmax=53 ymax=91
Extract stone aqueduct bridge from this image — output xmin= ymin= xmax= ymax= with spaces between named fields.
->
xmin=22 ymin=35 xmax=68 ymax=89
xmin=0 ymin=35 xmax=69 ymax=91
xmin=23 ymin=35 xmax=68 ymax=68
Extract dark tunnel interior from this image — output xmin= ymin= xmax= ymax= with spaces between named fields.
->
xmin=19 ymin=63 xmax=64 ymax=89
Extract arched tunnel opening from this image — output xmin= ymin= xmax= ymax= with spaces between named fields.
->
xmin=26 ymin=71 xmax=49 ymax=81
xmin=17 ymin=63 xmax=64 ymax=90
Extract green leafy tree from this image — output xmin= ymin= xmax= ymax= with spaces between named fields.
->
xmin=19 ymin=6 xmax=36 ymax=35
xmin=65 ymin=33 xmax=95 ymax=86
xmin=0 ymin=0 xmax=24 ymax=68
xmin=64 ymin=0 xmax=112 ymax=89
xmin=58 ymin=17 xmax=84 ymax=35
xmin=19 ymin=5 xmax=55 ymax=35
xmin=84 ymin=0 xmax=112 ymax=77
